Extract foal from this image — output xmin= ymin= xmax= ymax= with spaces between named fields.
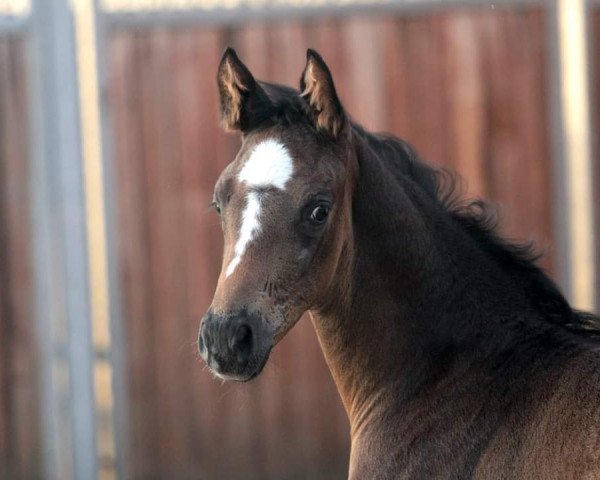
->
xmin=198 ymin=48 xmax=600 ymax=479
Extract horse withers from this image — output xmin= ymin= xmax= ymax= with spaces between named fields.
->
xmin=198 ymin=48 xmax=600 ymax=479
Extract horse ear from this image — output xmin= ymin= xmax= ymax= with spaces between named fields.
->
xmin=300 ymin=49 xmax=347 ymax=139
xmin=217 ymin=48 xmax=272 ymax=132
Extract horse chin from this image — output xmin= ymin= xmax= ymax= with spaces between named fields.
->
xmin=211 ymin=348 xmax=272 ymax=383
xmin=240 ymin=348 xmax=271 ymax=382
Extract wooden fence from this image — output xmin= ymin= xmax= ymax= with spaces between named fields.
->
xmin=0 ymin=35 xmax=41 ymax=480
xmin=108 ymin=6 xmax=555 ymax=479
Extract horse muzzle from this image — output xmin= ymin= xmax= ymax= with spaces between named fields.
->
xmin=198 ymin=309 xmax=273 ymax=381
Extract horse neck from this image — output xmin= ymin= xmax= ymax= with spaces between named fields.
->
xmin=309 ymin=134 xmax=535 ymax=438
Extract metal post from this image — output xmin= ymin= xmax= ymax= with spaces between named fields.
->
xmin=549 ymin=0 xmax=597 ymax=312
xmin=73 ymin=0 xmax=127 ymax=477
xmin=28 ymin=0 xmax=98 ymax=478
xmin=101 ymin=0 xmax=549 ymax=29
xmin=94 ymin=0 xmax=131 ymax=475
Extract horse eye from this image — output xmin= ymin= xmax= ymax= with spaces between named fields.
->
xmin=211 ymin=202 xmax=221 ymax=215
xmin=310 ymin=204 xmax=330 ymax=224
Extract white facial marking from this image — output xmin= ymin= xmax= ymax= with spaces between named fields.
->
xmin=238 ymin=139 xmax=294 ymax=189
xmin=225 ymin=139 xmax=294 ymax=278
xmin=225 ymin=191 xmax=261 ymax=277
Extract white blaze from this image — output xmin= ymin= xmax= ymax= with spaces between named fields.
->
xmin=225 ymin=139 xmax=294 ymax=278
xmin=225 ymin=192 xmax=261 ymax=277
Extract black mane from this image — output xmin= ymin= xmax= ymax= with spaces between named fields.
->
xmin=260 ymin=82 xmax=600 ymax=337
xmin=355 ymin=125 xmax=600 ymax=339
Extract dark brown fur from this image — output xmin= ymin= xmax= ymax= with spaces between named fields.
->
xmin=200 ymin=48 xmax=600 ymax=479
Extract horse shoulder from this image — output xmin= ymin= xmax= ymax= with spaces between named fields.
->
xmin=515 ymin=348 xmax=600 ymax=478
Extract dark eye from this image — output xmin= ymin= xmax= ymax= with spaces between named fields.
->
xmin=310 ymin=204 xmax=330 ymax=224
xmin=211 ymin=201 xmax=221 ymax=215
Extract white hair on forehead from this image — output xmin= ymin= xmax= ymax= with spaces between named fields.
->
xmin=238 ymin=139 xmax=294 ymax=189
xmin=225 ymin=139 xmax=294 ymax=278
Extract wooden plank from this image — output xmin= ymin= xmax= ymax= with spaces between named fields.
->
xmin=512 ymin=9 xmax=553 ymax=273
xmin=480 ymin=9 xmax=554 ymax=273
xmin=141 ymin=28 xmax=192 ymax=478
xmin=402 ymin=13 xmax=449 ymax=168
xmin=444 ymin=11 xmax=487 ymax=197
xmin=380 ymin=16 xmax=410 ymax=138
xmin=5 ymin=36 xmax=40 ymax=480
xmin=0 ymin=36 xmax=41 ymax=480
xmin=110 ymin=30 xmax=161 ymax=479
xmin=235 ymin=22 xmax=271 ymax=80
xmin=343 ymin=16 xmax=387 ymax=132
xmin=0 ymin=37 xmax=13 ymax=480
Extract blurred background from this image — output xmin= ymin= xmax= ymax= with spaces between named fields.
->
xmin=0 ymin=0 xmax=598 ymax=479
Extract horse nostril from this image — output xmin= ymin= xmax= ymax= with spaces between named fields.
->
xmin=198 ymin=328 xmax=206 ymax=355
xmin=198 ymin=317 xmax=213 ymax=357
xmin=231 ymin=324 xmax=253 ymax=364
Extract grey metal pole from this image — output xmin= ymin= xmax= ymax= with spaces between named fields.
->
xmin=94 ymin=0 xmax=131 ymax=475
xmin=28 ymin=0 xmax=98 ymax=479
xmin=549 ymin=0 xmax=597 ymax=312
xmin=81 ymin=0 xmax=130 ymax=477
xmin=548 ymin=0 xmax=572 ymax=300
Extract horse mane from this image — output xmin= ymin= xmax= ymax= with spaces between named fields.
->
xmin=353 ymin=125 xmax=600 ymax=339
xmin=258 ymin=82 xmax=600 ymax=337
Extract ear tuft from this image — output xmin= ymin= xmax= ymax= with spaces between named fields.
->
xmin=217 ymin=48 xmax=271 ymax=131
xmin=300 ymin=49 xmax=346 ymax=138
